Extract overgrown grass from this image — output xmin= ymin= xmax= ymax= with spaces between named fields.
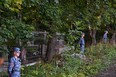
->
xmin=1 ymin=44 xmax=116 ymax=77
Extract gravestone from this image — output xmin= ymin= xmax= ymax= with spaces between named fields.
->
xmin=46 ymin=33 xmax=65 ymax=61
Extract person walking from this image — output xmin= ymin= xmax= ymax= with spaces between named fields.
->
xmin=103 ymin=31 xmax=108 ymax=43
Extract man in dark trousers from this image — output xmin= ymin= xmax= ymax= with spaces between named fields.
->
xmin=79 ymin=33 xmax=85 ymax=54
xmin=8 ymin=47 xmax=21 ymax=77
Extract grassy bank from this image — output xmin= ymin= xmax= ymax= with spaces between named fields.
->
xmin=21 ymin=44 xmax=116 ymax=77
xmin=1 ymin=44 xmax=116 ymax=77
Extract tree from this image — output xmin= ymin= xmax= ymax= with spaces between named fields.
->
xmin=0 ymin=0 xmax=115 ymax=61
xmin=0 ymin=0 xmax=34 ymax=46
xmin=0 ymin=18 xmax=34 ymax=46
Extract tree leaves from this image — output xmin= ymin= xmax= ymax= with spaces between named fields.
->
xmin=0 ymin=0 xmax=115 ymax=45
xmin=0 ymin=18 xmax=34 ymax=45
xmin=4 ymin=0 xmax=23 ymax=12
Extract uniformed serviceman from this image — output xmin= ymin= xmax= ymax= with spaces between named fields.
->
xmin=8 ymin=47 xmax=21 ymax=77
xmin=79 ymin=33 xmax=85 ymax=54
xmin=103 ymin=31 xmax=108 ymax=43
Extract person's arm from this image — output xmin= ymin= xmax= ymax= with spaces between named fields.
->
xmin=8 ymin=58 xmax=14 ymax=76
xmin=103 ymin=33 xmax=107 ymax=39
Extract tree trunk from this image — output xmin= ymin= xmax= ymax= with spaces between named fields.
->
xmin=21 ymin=47 xmax=27 ymax=64
xmin=17 ymin=12 xmax=22 ymax=22
xmin=90 ymin=29 xmax=97 ymax=45
xmin=45 ymin=36 xmax=57 ymax=62
xmin=110 ymin=32 xmax=116 ymax=45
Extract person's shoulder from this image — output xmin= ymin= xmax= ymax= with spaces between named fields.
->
xmin=10 ymin=57 xmax=15 ymax=59
xmin=10 ymin=57 xmax=15 ymax=61
xmin=18 ymin=58 xmax=21 ymax=61
xmin=80 ymin=37 xmax=82 ymax=39
xmin=80 ymin=37 xmax=84 ymax=39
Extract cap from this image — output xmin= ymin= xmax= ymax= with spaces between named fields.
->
xmin=14 ymin=47 xmax=20 ymax=53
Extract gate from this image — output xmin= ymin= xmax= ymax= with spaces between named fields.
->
xmin=21 ymin=31 xmax=48 ymax=64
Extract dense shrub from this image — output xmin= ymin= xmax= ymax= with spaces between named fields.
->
xmin=1 ymin=44 xmax=116 ymax=77
xmin=21 ymin=44 xmax=116 ymax=77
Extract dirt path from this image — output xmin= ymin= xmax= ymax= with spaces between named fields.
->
xmin=95 ymin=64 xmax=116 ymax=77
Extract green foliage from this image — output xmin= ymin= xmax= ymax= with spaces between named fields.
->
xmin=4 ymin=0 xmax=23 ymax=12
xmin=0 ymin=18 xmax=34 ymax=45
xmin=0 ymin=0 xmax=116 ymax=76
xmin=18 ymin=44 xmax=116 ymax=77
xmin=65 ymin=30 xmax=81 ymax=45
xmin=1 ymin=44 xmax=116 ymax=77
xmin=0 ymin=0 xmax=115 ymax=44
xmin=0 ymin=71 xmax=8 ymax=77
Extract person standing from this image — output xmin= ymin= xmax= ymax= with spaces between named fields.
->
xmin=8 ymin=47 xmax=21 ymax=77
xmin=103 ymin=31 xmax=108 ymax=43
xmin=79 ymin=33 xmax=85 ymax=54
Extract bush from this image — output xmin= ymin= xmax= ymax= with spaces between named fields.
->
xmin=21 ymin=44 xmax=116 ymax=77
xmin=1 ymin=44 xmax=116 ymax=77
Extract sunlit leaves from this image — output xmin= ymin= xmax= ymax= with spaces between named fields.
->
xmin=0 ymin=18 xmax=34 ymax=45
xmin=4 ymin=0 xmax=23 ymax=12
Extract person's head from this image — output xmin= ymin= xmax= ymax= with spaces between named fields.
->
xmin=14 ymin=47 xmax=21 ymax=57
xmin=105 ymin=31 xmax=108 ymax=34
xmin=81 ymin=33 xmax=85 ymax=38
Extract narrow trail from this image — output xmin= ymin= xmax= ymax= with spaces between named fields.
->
xmin=95 ymin=59 xmax=116 ymax=77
